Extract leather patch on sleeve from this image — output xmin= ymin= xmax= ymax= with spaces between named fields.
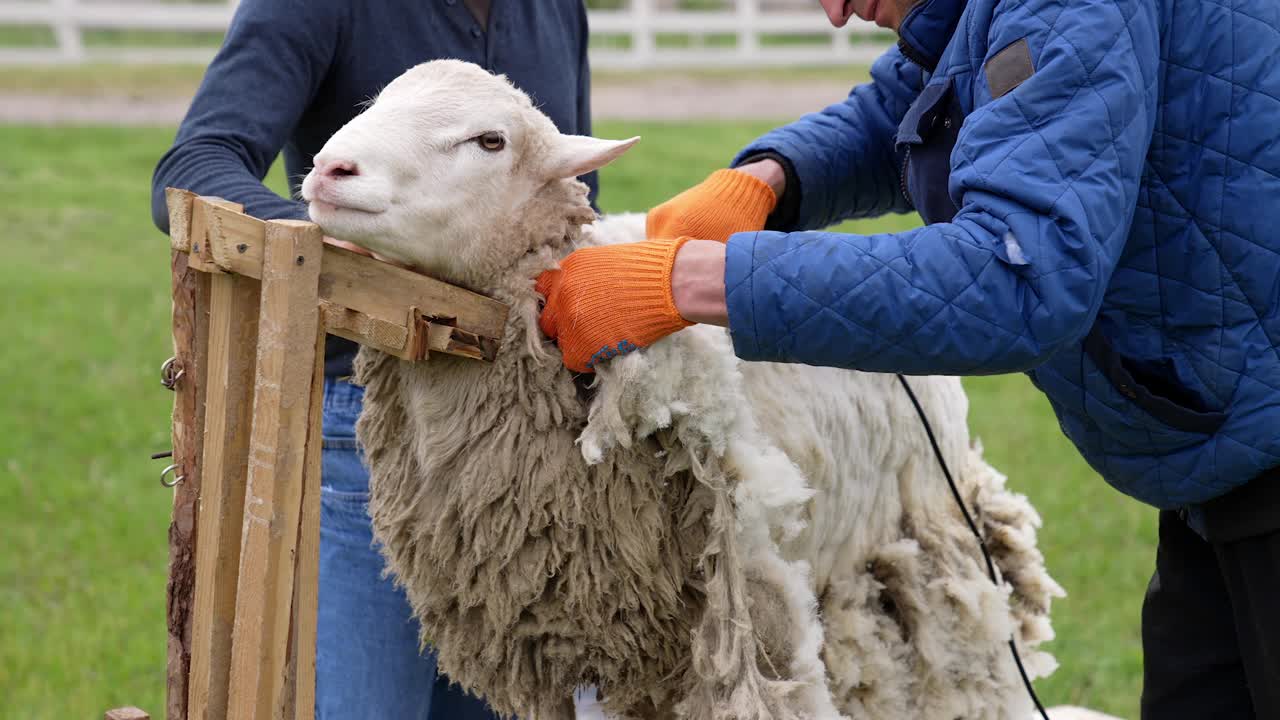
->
xmin=985 ymin=38 xmax=1034 ymax=98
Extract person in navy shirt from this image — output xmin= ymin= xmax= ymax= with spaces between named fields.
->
xmin=151 ymin=2 xmax=593 ymax=717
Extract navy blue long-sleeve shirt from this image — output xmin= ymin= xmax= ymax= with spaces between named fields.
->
xmin=151 ymin=0 xmax=594 ymax=376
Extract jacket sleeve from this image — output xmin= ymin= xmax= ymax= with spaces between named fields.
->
xmin=150 ymin=0 xmax=341 ymax=232
xmin=731 ymin=46 xmax=923 ymax=230
xmin=725 ymin=0 xmax=1159 ymax=375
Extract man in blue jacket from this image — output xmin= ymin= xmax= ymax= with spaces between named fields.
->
xmin=151 ymin=1 xmax=593 ymax=717
xmin=538 ymin=0 xmax=1280 ymax=716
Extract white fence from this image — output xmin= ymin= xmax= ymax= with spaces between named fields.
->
xmin=0 ymin=0 xmax=891 ymax=67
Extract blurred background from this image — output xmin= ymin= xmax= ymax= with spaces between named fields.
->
xmin=0 ymin=1 xmax=1153 ymax=717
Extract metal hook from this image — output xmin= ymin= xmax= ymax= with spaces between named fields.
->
xmin=160 ymin=463 xmax=185 ymax=488
xmin=160 ymin=357 xmax=185 ymax=391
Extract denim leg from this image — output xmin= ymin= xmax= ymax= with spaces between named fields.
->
xmin=316 ymin=378 xmax=552 ymax=720
xmin=573 ymin=687 xmax=611 ymax=719
xmin=317 ymin=378 xmax=439 ymax=720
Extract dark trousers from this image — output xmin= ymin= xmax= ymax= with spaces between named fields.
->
xmin=1140 ymin=474 xmax=1280 ymax=720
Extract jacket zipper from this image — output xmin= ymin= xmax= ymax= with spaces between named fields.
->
xmin=897 ymin=37 xmax=938 ymax=72
xmin=900 ymin=145 xmax=913 ymax=207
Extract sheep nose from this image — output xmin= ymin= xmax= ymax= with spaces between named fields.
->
xmin=314 ymin=159 xmax=359 ymax=180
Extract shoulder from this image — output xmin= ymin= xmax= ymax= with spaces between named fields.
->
xmin=229 ymin=0 xmax=347 ymax=34
xmin=984 ymin=0 xmax=1159 ymax=55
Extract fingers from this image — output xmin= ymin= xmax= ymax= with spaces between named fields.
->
xmin=535 ymin=270 xmax=561 ymax=339
xmin=535 ymin=269 xmax=559 ymax=300
xmin=645 ymin=201 xmax=670 ymax=239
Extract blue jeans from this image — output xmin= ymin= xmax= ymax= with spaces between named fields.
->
xmin=317 ymin=377 xmax=501 ymax=720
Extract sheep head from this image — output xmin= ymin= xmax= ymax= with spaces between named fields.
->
xmin=302 ymin=59 xmax=638 ymax=285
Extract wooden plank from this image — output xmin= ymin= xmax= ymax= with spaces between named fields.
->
xmin=280 ymin=327 xmax=326 ymax=720
xmin=194 ymin=199 xmax=508 ymax=343
xmin=106 ymin=708 xmax=151 ymax=720
xmin=187 ymin=271 xmax=261 ymax=720
xmin=188 ymin=197 xmax=243 ymax=275
xmin=320 ymin=300 xmax=408 ymax=356
xmin=424 ymin=319 xmax=499 ymax=362
xmin=205 ymin=201 xmax=267 ymax=274
xmin=166 ymin=248 xmax=210 ymax=720
xmin=227 ymin=220 xmax=324 ymax=720
xmin=319 ymin=245 xmax=506 ymax=342
xmin=166 ymin=188 xmax=196 ymax=253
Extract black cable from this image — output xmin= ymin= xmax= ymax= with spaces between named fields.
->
xmin=895 ymin=373 xmax=1051 ymax=720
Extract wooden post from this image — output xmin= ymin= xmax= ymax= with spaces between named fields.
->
xmin=226 ymin=220 xmax=325 ymax=720
xmin=106 ymin=709 xmax=151 ymax=720
xmin=737 ymin=0 xmax=760 ymax=58
xmin=296 ymin=326 xmax=326 ymax=719
xmin=280 ymin=327 xmax=326 ymax=720
xmin=632 ymin=0 xmax=654 ymax=67
xmin=50 ymin=0 xmax=85 ymax=62
xmin=166 ymin=243 xmax=210 ymax=720
xmin=187 ymin=242 xmax=259 ymax=719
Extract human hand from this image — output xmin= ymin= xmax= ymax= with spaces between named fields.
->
xmin=645 ymin=165 xmax=780 ymax=243
xmin=536 ymin=239 xmax=694 ymax=373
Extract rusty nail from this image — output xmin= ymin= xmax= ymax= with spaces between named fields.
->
xmin=296 ymin=255 xmax=305 ymax=266
xmin=237 ymin=243 xmax=248 ymax=253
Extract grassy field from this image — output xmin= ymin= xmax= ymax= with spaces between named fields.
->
xmin=0 ymin=62 xmax=875 ymax=99
xmin=0 ymin=120 xmax=1155 ymax=719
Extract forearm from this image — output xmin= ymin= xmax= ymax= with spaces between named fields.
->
xmin=151 ymin=140 xmax=308 ymax=232
xmin=734 ymin=159 xmax=787 ymax=199
xmin=672 ymin=240 xmax=729 ymax=326
xmin=149 ymin=0 xmax=338 ymax=233
xmin=721 ymin=213 xmax=1113 ymax=376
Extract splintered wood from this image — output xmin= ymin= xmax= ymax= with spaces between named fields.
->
xmin=165 ymin=246 xmax=210 ymax=720
xmin=142 ymin=190 xmax=511 ymax=720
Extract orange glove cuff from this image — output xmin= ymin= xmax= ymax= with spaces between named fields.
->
xmin=537 ymin=238 xmax=694 ymax=372
xmin=646 ymin=169 xmax=778 ymax=242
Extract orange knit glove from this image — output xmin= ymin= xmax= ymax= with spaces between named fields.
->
xmin=646 ymin=169 xmax=778 ymax=242
xmin=537 ymin=238 xmax=693 ymax=373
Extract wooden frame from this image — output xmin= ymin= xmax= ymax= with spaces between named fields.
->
xmin=112 ymin=190 xmax=509 ymax=720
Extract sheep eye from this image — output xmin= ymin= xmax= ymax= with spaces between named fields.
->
xmin=477 ymin=132 xmax=506 ymax=152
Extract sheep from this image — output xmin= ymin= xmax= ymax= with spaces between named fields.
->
xmin=301 ymin=59 xmax=1069 ymax=720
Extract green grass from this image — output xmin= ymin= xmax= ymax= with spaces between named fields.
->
xmin=0 ymin=62 xmax=874 ymax=99
xmin=1 ymin=121 xmax=1153 ymax=719
xmin=0 ymin=63 xmax=209 ymax=97
xmin=0 ymin=24 xmax=55 ymax=48
xmin=81 ymin=29 xmax=225 ymax=50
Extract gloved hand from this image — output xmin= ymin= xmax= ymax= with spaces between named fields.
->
xmin=646 ymin=168 xmax=778 ymax=242
xmin=537 ymin=238 xmax=693 ymax=373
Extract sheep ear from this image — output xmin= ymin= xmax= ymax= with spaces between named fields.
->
xmin=544 ymin=135 xmax=640 ymax=180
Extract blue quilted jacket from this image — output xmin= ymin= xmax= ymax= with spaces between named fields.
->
xmin=725 ymin=0 xmax=1280 ymax=509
